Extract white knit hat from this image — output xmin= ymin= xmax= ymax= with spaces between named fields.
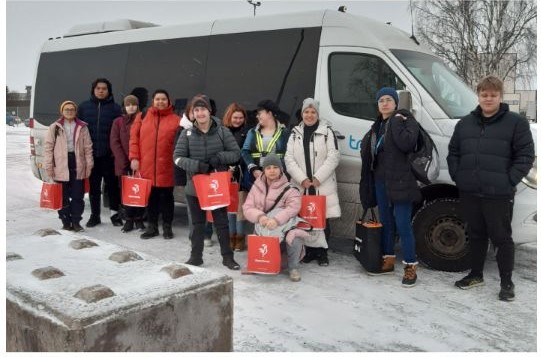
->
xmin=301 ymin=97 xmax=319 ymax=115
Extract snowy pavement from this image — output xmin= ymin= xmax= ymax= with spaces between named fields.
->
xmin=6 ymin=126 xmax=537 ymax=352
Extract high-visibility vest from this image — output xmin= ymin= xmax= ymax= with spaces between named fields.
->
xmin=250 ymin=127 xmax=284 ymax=159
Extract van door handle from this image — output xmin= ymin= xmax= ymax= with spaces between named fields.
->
xmin=334 ymin=130 xmax=345 ymax=140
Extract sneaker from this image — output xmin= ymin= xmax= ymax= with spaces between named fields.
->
xmin=367 ymin=255 xmax=396 ymax=276
xmin=121 ymin=220 xmax=134 ymax=233
xmin=204 ymin=238 xmax=214 ymax=247
xmin=402 ymin=263 xmax=418 ymax=287
xmin=110 ymin=213 xmax=123 ymax=227
xmin=140 ymin=224 xmax=159 ymax=239
xmin=454 ymin=273 xmax=485 ymax=290
xmin=85 ymin=215 xmax=101 ymax=228
xmin=499 ymin=282 xmax=515 ymax=301
xmin=185 ymin=256 xmax=203 ymax=266
xmin=135 ymin=220 xmax=145 ymax=231
xmin=72 ymin=223 xmax=85 ymax=232
xmin=163 ymin=224 xmax=174 ymax=239
xmin=222 ymin=256 xmax=240 ymax=270
xmin=289 ymin=268 xmax=301 ymax=282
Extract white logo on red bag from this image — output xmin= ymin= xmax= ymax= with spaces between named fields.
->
xmin=209 ymin=179 xmax=219 ymax=194
xmin=43 ymin=189 xmax=49 ymax=198
xmin=307 ymin=202 xmax=316 ymax=214
xmin=259 ymin=244 xmax=268 ymax=258
xmin=132 ymin=184 xmax=140 ymax=195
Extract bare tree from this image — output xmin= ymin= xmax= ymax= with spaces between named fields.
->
xmin=412 ymin=0 xmax=537 ymax=89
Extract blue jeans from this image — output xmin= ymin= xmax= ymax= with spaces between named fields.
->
xmin=374 ymin=180 xmax=417 ymax=263
xmin=227 ymin=213 xmax=245 ymax=236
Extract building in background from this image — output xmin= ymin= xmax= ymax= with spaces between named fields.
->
xmin=6 ymin=86 xmax=31 ymax=119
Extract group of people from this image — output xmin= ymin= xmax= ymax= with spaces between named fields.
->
xmin=43 ymin=74 xmax=534 ymax=299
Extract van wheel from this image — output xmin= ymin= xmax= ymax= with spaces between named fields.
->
xmin=412 ymin=198 xmax=470 ymax=272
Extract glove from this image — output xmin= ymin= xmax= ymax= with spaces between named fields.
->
xmin=198 ymin=161 xmax=210 ymax=174
xmin=208 ymin=156 xmax=221 ymax=170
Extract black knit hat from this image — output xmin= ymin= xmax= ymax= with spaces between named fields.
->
xmin=257 ymin=99 xmax=280 ymax=116
xmin=190 ymin=94 xmax=212 ymax=112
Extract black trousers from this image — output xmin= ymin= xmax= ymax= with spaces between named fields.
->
xmin=305 ymin=219 xmax=331 ymax=257
xmin=58 ymin=152 xmax=85 ymax=225
xmin=89 ymin=156 xmax=120 ymax=215
xmin=460 ymin=194 xmax=515 ymax=281
xmin=186 ymin=194 xmax=233 ymax=259
xmin=147 ymin=186 xmax=174 ymax=225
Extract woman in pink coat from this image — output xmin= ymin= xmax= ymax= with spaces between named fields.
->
xmin=243 ymin=154 xmax=308 ymax=282
xmin=43 ymin=100 xmax=94 ymax=232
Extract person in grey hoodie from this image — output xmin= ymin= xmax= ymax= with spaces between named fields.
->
xmin=174 ymin=94 xmax=241 ymax=270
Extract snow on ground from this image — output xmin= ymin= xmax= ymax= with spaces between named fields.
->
xmin=6 ymin=126 xmax=537 ymax=352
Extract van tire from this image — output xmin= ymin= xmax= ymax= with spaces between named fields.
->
xmin=412 ymin=198 xmax=470 ymax=272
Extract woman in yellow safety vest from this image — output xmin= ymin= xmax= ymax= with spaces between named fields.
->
xmin=241 ymin=99 xmax=290 ymax=190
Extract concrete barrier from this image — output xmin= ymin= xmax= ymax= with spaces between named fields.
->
xmin=6 ymin=230 xmax=233 ymax=352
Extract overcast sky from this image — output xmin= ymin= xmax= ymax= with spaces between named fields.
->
xmin=6 ymin=0 xmax=412 ymax=92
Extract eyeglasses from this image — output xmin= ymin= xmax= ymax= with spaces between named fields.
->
xmin=378 ymin=98 xmax=395 ymax=104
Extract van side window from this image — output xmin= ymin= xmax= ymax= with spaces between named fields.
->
xmin=329 ymin=53 xmax=405 ymax=120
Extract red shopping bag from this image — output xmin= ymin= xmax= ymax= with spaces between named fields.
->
xmin=83 ymin=178 xmax=90 ymax=194
xmin=193 ymin=171 xmax=231 ymax=210
xmin=228 ymin=182 xmax=240 ymax=213
xmin=40 ymin=182 xmax=63 ymax=210
xmin=298 ymin=194 xmax=326 ymax=230
xmin=121 ymin=174 xmax=152 ymax=207
xmin=246 ymin=234 xmax=281 ymax=274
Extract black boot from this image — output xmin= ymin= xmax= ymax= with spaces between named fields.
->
xmin=61 ymin=220 xmax=73 ymax=231
xmin=140 ymin=223 xmax=159 ymax=239
xmin=317 ymin=249 xmax=329 ymax=266
xmin=222 ymin=255 xmax=240 ymax=270
xmin=121 ymin=219 xmax=134 ymax=233
xmin=86 ymin=214 xmax=101 ymax=227
xmin=185 ymin=255 xmax=203 ymax=266
xmin=110 ymin=213 xmax=123 ymax=227
xmin=163 ymin=223 xmax=174 ymax=239
xmin=72 ymin=222 xmax=85 ymax=232
xmin=135 ymin=220 xmax=145 ymax=231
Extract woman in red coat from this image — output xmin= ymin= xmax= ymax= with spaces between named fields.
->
xmin=129 ymin=89 xmax=180 ymax=239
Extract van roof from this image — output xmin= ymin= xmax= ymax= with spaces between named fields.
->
xmin=42 ymin=9 xmax=434 ymax=56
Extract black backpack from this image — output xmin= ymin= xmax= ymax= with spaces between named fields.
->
xmin=408 ymin=122 xmax=440 ymax=185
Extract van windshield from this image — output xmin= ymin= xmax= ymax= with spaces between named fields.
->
xmin=391 ymin=49 xmax=477 ymax=119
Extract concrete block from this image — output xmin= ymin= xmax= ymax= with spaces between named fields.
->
xmin=31 ymin=266 xmax=65 ymax=280
xmin=108 ymin=250 xmax=142 ymax=263
xmin=69 ymin=239 xmax=98 ymax=250
xmin=33 ymin=228 xmax=61 ymax=237
xmin=7 ymin=232 xmax=233 ymax=352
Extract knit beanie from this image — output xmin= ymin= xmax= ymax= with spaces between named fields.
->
xmin=190 ymin=94 xmax=211 ymax=112
xmin=301 ymin=97 xmax=319 ymax=115
xmin=123 ymin=94 xmax=139 ymax=107
xmin=262 ymin=153 xmax=283 ymax=171
xmin=59 ymin=100 xmax=78 ymax=114
xmin=376 ymin=87 xmax=399 ymax=106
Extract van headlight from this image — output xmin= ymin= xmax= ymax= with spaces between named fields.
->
xmin=522 ymin=157 xmax=537 ymax=189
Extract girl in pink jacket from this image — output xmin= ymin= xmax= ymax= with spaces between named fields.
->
xmin=43 ymin=101 xmax=94 ymax=232
xmin=243 ymin=154 xmax=308 ymax=282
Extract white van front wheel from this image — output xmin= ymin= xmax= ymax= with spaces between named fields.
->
xmin=412 ymin=198 xmax=470 ymax=272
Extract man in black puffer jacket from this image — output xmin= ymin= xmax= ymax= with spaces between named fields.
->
xmin=448 ymin=75 xmax=534 ymax=301
xmin=78 ymin=78 xmax=123 ymax=228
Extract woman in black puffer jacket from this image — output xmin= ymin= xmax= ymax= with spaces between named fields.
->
xmin=359 ymin=87 xmax=420 ymax=287
xmin=173 ymin=94 xmax=241 ymax=270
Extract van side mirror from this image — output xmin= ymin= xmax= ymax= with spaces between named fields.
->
xmin=397 ymin=90 xmax=412 ymax=111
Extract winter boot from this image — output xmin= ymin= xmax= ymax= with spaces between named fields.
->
xmin=121 ymin=219 xmax=134 ymax=233
xmin=317 ymin=249 xmax=329 ymax=266
xmin=140 ymin=223 xmax=159 ymax=239
xmin=499 ymin=281 xmax=515 ymax=301
xmin=135 ymin=219 xmax=145 ymax=231
xmin=402 ymin=262 xmax=418 ymax=287
xmin=289 ymin=268 xmax=301 ymax=282
xmin=229 ymin=234 xmax=237 ymax=250
xmin=222 ymin=255 xmax=241 ymax=270
xmin=61 ymin=220 xmax=73 ymax=231
xmin=85 ymin=214 xmax=101 ymax=228
xmin=163 ymin=223 xmax=174 ymax=239
xmin=110 ymin=212 xmax=123 ymax=227
xmin=185 ymin=255 xmax=203 ymax=266
xmin=368 ymin=255 xmax=396 ymax=276
xmin=234 ymin=234 xmax=245 ymax=251
xmin=72 ymin=222 xmax=85 ymax=232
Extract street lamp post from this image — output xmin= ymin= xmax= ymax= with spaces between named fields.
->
xmin=247 ymin=0 xmax=261 ymax=17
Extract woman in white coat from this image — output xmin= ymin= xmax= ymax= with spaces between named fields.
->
xmin=284 ymin=98 xmax=341 ymax=266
